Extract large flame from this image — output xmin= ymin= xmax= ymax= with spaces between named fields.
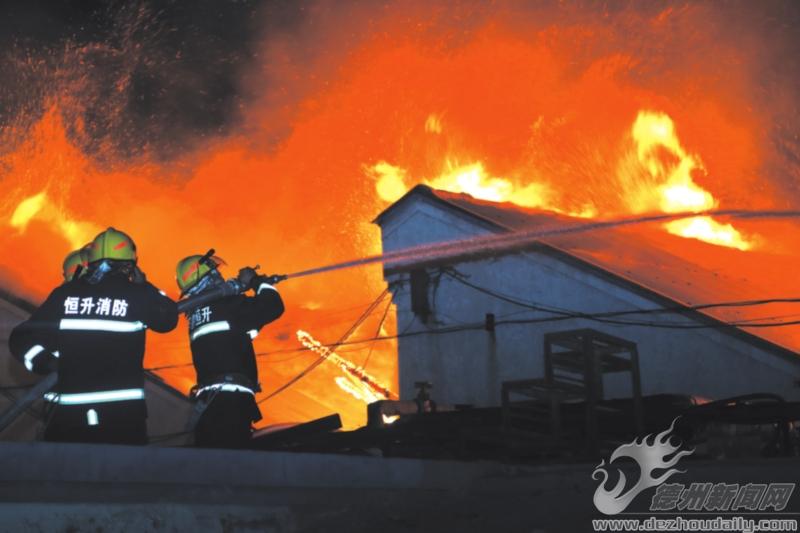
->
xmin=371 ymin=158 xmax=597 ymax=217
xmin=627 ymin=111 xmax=752 ymax=250
xmin=9 ymin=190 xmax=98 ymax=250
xmin=1 ymin=2 xmax=798 ymax=428
xmin=372 ymin=109 xmax=752 ymax=249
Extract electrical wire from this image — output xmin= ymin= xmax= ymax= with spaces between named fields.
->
xmin=442 ymin=270 xmax=800 ymax=329
xmin=362 ymin=295 xmax=394 ymax=371
xmin=144 ymin=282 xmax=800 ymax=375
xmin=256 ymin=288 xmax=390 ymax=405
xmin=315 ymin=312 xmax=800 ymax=351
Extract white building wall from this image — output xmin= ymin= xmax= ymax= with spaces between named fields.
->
xmin=380 ymin=197 xmax=800 ymax=406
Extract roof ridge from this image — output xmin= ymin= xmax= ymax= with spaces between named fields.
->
xmin=374 ymin=187 xmax=799 ymax=361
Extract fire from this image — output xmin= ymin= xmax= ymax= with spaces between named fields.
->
xmin=371 ymin=158 xmax=596 ymax=217
xmin=428 ymin=160 xmax=553 ymax=208
xmin=373 ymin=109 xmax=752 ymax=250
xmin=369 ymin=161 xmax=408 ymax=204
xmin=9 ymin=192 xmax=47 ymax=230
xmin=663 ymin=217 xmax=752 ymax=251
xmin=627 ymin=111 xmax=752 ymax=250
xmin=629 ymin=110 xmax=709 ymax=212
xmin=425 ymin=114 xmax=443 ymax=134
xmin=296 ymin=329 xmax=396 ymax=403
xmin=0 ymin=2 xmax=797 ymax=429
xmin=334 ymin=376 xmax=384 ymax=404
xmin=9 ymin=190 xmax=98 ymax=250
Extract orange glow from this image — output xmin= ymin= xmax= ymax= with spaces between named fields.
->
xmin=425 ymin=114 xmax=443 ymax=134
xmin=9 ymin=190 xmax=98 ymax=250
xmin=297 ymin=329 xmax=396 ymax=402
xmin=627 ymin=110 xmax=713 ymax=213
xmin=428 ymin=160 xmax=553 ymax=208
xmin=1 ymin=2 xmax=798 ymax=429
xmin=9 ymin=192 xmax=47 ymax=230
xmin=374 ymin=109 xmax=752 ymax=248
xmin=625 ymin=111 xmax=752 ymax=250
xmin=370 ymin=161 xmax=408 ymax=204
xmin=664 ymin=217 xmax=751 ymax=252
xmin=372 ymin=158 xmax=598 ymax=217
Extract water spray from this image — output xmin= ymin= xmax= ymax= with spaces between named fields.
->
xmin=278 ymin=208 xmax=800 ymax=281
xmin=177 ymin=208 xmax=800 ymax=313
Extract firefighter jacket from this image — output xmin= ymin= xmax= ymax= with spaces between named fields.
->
xmin=9 ymin=272 xmax=178 ymax=408
xmin=187 ymin=279 xmax=284 ymax=396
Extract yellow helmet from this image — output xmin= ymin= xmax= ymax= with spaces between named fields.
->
xmin=62 ymin=246 xmax=89 ymax=282
xmin=176 ymin=254 xmax=225 ymax=295
xmin=87 ymin=227 xmax=137 ymax=264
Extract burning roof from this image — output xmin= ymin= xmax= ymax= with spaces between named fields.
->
xmin=378 ymin=184 xmax=800 ymax=356
xmin=1 ymin=2 xmax=798 ymax=429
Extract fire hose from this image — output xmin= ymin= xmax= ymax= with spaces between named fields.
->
xmin=0 ymin=373 xmax=58 ymax=433
xmin=176 ymin=274 xmax=287 ymax=313
xmin=176 ymin=248 xmax=287 ymax=313
xmin=0 ymin=250 xmax=286 ymax=434
xmin=3 ymin=208 xmax=800 ymax=434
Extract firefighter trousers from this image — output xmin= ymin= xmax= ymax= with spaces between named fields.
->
xmin=194 ymin=391 xmax=260 ymax=449
xmin=43 ymin=399 xmax=148 ymax=445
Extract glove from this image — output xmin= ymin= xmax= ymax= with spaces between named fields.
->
xmin=132 ymin=265 xmax=147 ymax=284
xmin=237 ymin=266 xmax=259 ymax=290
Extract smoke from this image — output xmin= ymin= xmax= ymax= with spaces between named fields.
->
xmin=1 ymin=0 xmax=798 ymax=427
xmin=0 ymin=0 xmax=307 ymax=162
xmin=2 ymin=1 xmax=798 ymax=190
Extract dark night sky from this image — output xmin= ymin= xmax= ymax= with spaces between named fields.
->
xmin=0 ymin=0 xmax=307 ymax=161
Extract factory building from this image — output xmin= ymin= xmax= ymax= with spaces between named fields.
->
xmin=375 ymin=185 xmax=800 ymax=407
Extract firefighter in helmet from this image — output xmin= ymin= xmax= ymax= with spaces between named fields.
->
xmin=176 ymin=253 xmax=284 ymax=448
xmin=62 ymin=245 xmax=90 ymax=283
xmin=5 ymin=246 xmax=90 ymax=374
xmin=8 ymin=227 xmax=178 ymax=444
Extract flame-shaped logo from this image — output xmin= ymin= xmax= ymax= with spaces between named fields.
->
xmin=592 ymin=418 xmax=694 ymax=515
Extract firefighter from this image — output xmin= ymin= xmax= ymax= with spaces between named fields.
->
xmin=62 ymin=246 xmax=90 ymax=282
xmin=176 ymin=253 xmax=284 ymax=448
xmin=8 ymin=227 xmax=178 ymax=445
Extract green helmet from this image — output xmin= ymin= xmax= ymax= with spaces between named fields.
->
xmin=176 ymin=254 xmax=225 ymax=295
xmin=87 ymin=227 xmax=137 ymax=264
xmin=62 ymin=246 xmax=89 ymax=282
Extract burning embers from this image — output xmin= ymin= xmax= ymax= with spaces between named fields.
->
xmin=296 ymin=329 xmax=396 ymax=405
xmin=2 ymin=2 xmax=793 ymax=429
xmin=370 ymin=110 xmax=753 ymax=250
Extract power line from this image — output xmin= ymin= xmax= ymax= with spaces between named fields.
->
xmin=146 ymin=305 xmax=800 ymax=375
xmin=146 ymin=362 xmax=193 ymax=372
xmin=145 ymin=290 xmax=398 ymax=373
xmin=362 ymin=295 xmax=394 ymax=371
xmin=317 ymin=313 xmax=800 ymax=351
xmin=442 ymin=271 xmax=800 ymax=328
xmin=256 ymin=289 xmax=390 ymax=405
xmin=144 ymin=285 xmax=800 ymax=375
